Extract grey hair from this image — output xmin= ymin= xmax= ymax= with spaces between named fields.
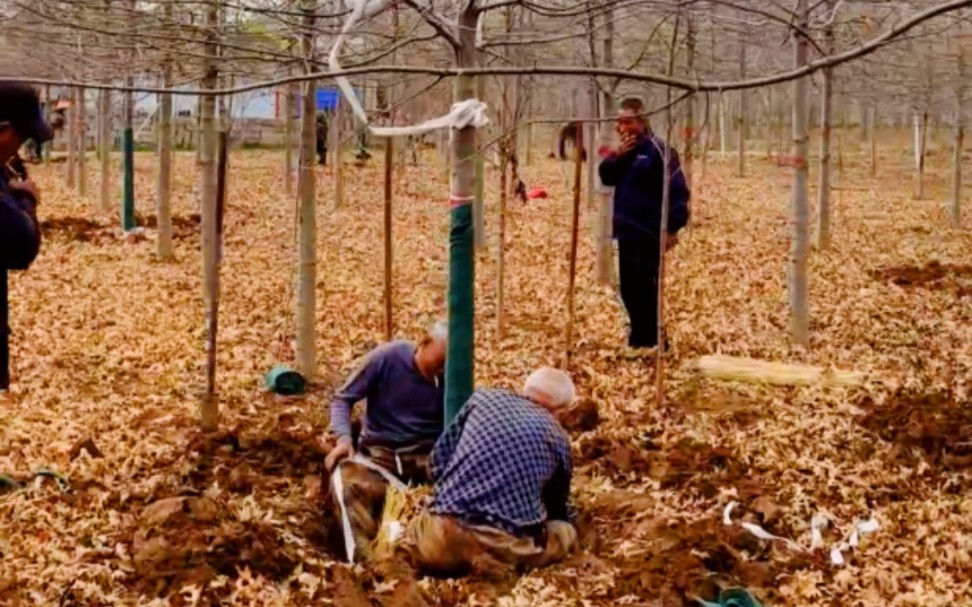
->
xmin=429 ymin=320 xmax=448 ymax=342
xmin=523 ymin=367 xmax=576 ymax=408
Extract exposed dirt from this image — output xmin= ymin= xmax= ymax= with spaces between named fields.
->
xmin=858 ymin=389 xmax=972 ymax=471
xmin=872 ymin=260 xmax=972 ymax=297
xmin=39 ymin=214 xmax=201 ymax=244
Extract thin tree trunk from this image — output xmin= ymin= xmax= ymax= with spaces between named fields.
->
xmin=473 ymin=76 xmax=486 ymax=249
xmin=200 ymin=1 xmax=220 ymax=430
xmin=444 ymin=5 xmax=479 ymax=425
xmin=99 ymin=89 xmax=111 ymax=212
xmin=683 ymin=16 xmax=695 ymax=188
xmin=869 ymin=106 xmax=877 ymax=177
xmin=915 ymin=112 xmax=928 ymax=199
xmin=42 ymin=85 xmax=51 ymax=164
xmin=736 ymin=22 xmax=747 ymax=177
xmin=595 ymin=7 xmax=615 ymax=285
xmin=158 ymin=34 xmax=174 ymax=260
xmin=78 ymin=87 xmax=87 ymax=196
xmin=383 ymin=137 xmax=394 ymax=340
xmin=284 ymin=83 xmax=295 ymax=196
xmin=67 ymin=87 xmax=78 ymax=189
xmin=719 ymin=92 xmax=726 ymax=156
xmin=496 ymin=142 xmax=508 ymax=338
xmin=296 ymin=0 xmax=318 ymax=379
xmin=952 ymin=33 xmax=965 ymax=227
xmin=333 ymin=98 xmax=344 ymax=208
xmin=564 ymin=122 xmax=583 ymax=368
xmin=790 ymin=0 xmax=810 ymax=346
xmin=816 ymin=0 xmax=834 ymax=251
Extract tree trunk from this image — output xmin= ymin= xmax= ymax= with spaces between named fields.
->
xmin=296 ymin=0 xmax=318 ymax=379
xmin=99 ymin=89 xmax=111 ymax=212
xmin=816 ymin=0 xmax=834 ymax=251
xmin=563 ymin=122 xmax=583 ymax=368
xmin=199 ymin=1 xmax=220 ymax=430
xmin=952 ymin=34 xmax=965 ymax=227
xmin=158 ymin=42 xmax=174 ymax=260
xmin=719 ymin=93 xmax=726 ymax=156
xmin=915 ymin=112 xmax=928 ymax=199
xmin=789 ymin=0 xmax=810 ymax=346
xmin=284 ymin=83 xmax=296 ymax=197
xmin=683 ymin=17 xmax=695 ymax=188
xmin=496 ymin=142 xmax=508 ymax=337
xmin=473 ymin=76 xmax=486 ymax=249
xmin=42 ymin=85 xmax=51 ymax=164
xmin=736 ymin=24 xmax=747 ymax=178
xmin=444 ymin=6 xmax=479 ymax=425
xmin=595 ymin=7 xmax=615 ymax=284
xmin=383 ymin=137 xmax=394 ymax=340
xmin=333 ymin=98 xmax=344 ymax=207
xmin=67 ymin=87 xmax=78 ymax=189
xmin=78 ymin=87 xmax=87 ymax=197
xmin=869 ymin=106 xmax=877 ymax=177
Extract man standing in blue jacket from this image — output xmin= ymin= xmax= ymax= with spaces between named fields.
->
xmin=598 ymin=97 xmax=690 ymax=351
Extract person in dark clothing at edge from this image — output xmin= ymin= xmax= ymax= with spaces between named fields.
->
xmin=598 ymin=97 xmax=690 ymax=352
xmin=322 ymin=321 xmax=447 ymax=562
xmin=315 ymin=111 xmax=328 ymax=166
xmin=0 ymin=83 xmax=49 ymax=270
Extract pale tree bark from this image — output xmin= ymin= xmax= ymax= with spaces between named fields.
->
xmin=296 ymin=0 xmax=318 ymax=379
xmin=383 ymin=136 xmax=394 ymax=339
xmin=816 ymin=0 xmax=835 ymax=251
xmin=157 ymin=21 xmax=174 ymax=260
xmin=78 ymin=87 xmax=87 ymax=197
xmin=333 ymin=98 xmax=345 ymax=208
xmin=594 ymin=4 xmax=615 ymax=285
xmin=789 ymin=0 xmax=811 ymax=346
xmin=915 ymin=111 xmax=928 ymax=200
xmin=869 ymin=105 xmax=878 ymax=177
xmin=200 ymin=1 xmax=220 ymax=430
xmin=67 ymin=87 xmax=78 ymax=189
xmin=284 ymin=81 xmax=296 ymax=197
xmin=736 ymin=19 xmax=747 ymax=178
xmin=683 ymin=16 xmax=695 ymax=188
xmin=952 ymin=32 xmax=965 ymax=227
xmin=99 ymin=89 xmax=111 ymax=212
xmin=473 ymin=75 xmax=486 ymax=249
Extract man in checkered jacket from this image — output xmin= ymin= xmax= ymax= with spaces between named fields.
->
xmin=403 ymin=367 xmax=578 ymax=575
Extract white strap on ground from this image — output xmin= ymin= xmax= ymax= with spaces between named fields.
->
xmin=332 ymin=453 xmax=407 ymax=565
xmin=328 ymin=0 xmax=489 ymax=138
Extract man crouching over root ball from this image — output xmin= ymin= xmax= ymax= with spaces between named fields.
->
xmin=322 ymin=321 xmax=447 ymax=561
xmin=401 ymin=367 xmax=578 ymax=576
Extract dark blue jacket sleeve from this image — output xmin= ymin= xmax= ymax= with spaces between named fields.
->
xmin=597 ymin=152 xmax=633 ymax=187
xmin=0 ymin=191 xmax=40 ymax=270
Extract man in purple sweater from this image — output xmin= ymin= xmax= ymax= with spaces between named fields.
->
xmin=324 ymin=321 xmax=447 ymax=561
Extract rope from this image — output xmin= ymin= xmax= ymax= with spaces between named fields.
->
xmin=327 ymin=0 xmax=490 ymax=138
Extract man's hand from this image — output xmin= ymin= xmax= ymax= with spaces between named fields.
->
xmin=9 ymin=178 xmax=39 ymax=205
xmin=324 ymin=435 xmax=354 ymax=472
xmin=618 ymin=133 xmax=638 ymax=156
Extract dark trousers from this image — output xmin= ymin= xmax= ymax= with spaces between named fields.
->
xmin=617 ymin=238 xmax=661 ymax=348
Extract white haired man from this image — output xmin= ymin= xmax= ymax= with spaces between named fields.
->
xmin=402 ymin=367 xmax=579 ymax=575
xmin=323 ymin=322 xmax=447 ymax=561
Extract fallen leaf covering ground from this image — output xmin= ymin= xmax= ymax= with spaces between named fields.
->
xmin=1 ymin=135 xmax=971 ymax=606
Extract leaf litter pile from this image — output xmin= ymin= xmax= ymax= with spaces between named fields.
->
xmin=1 ymin=145 xmax=971 ymax=606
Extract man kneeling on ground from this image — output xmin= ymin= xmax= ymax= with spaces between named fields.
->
xmin=323 ymin=321 xmax=447 ymax=561
xmin=403 ymin=367 xmax=578 ymax=576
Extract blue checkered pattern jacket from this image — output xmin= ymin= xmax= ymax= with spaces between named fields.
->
xmin=428 ymin=389 xmax=573 ymax=537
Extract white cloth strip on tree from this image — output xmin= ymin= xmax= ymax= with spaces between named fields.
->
xmin=328 ymin=0 xmax=489 ymax=137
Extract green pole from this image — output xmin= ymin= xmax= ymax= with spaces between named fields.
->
xmin=121 ymin=127 xmax=135 ymax=230
xmin=445 ymin=201 xmax=475 ymax=424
